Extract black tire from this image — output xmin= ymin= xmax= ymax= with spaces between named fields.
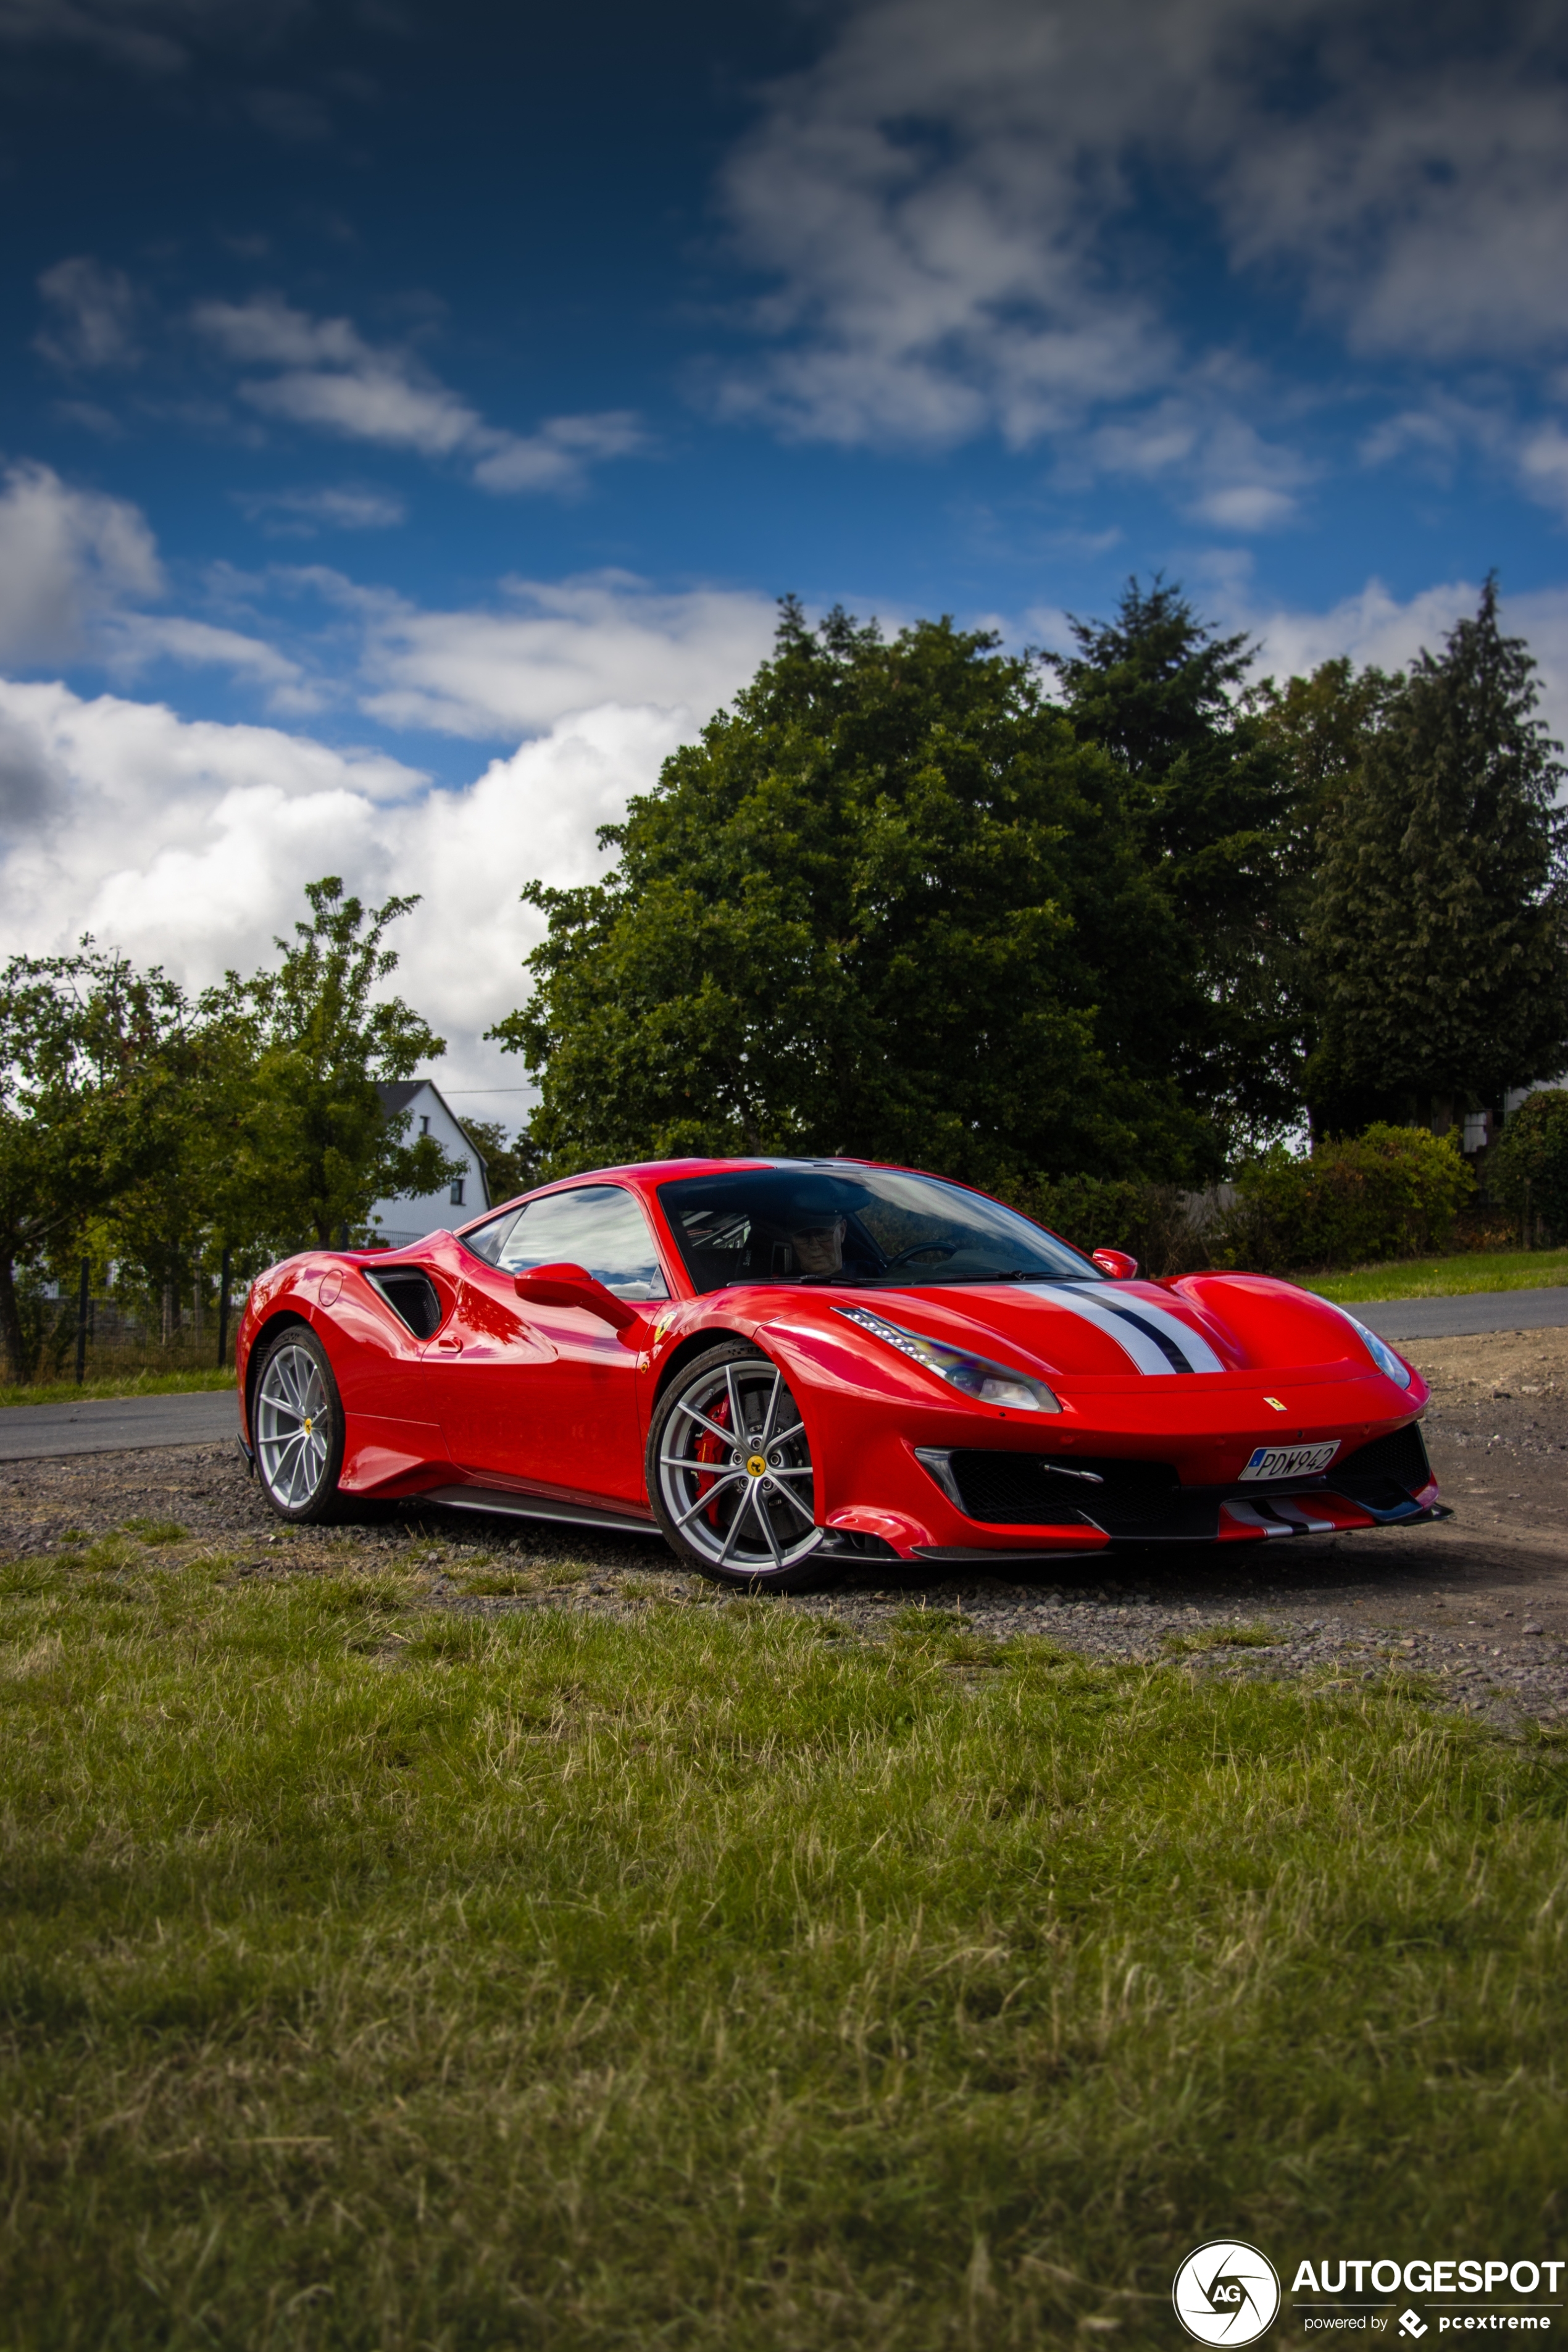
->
xmin=252 ymin=1324 xmax=346 ymax=1524
xmin=647 ymin=1340 xmax=832 ymax=1589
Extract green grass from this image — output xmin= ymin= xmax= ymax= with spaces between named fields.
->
xmin=1299 ymin=1245 xmax=1568 ymax=1304
xmin=1159 ymin=1622 xmax=1281 ymax=1655
xmin=1 ymin=1548 xmax=1566 ymax=2349
xmin=0 ymin=1366 xmax=236 ymax=1411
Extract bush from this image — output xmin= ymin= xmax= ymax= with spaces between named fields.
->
xmin=1000 ymin=1174 xmax=1211 ymax=1278
xmin=1490 ymin=1090 xmax=1568 ymax=1246
xmin=1212 ymin=1123 xmax=1474 ymax=1273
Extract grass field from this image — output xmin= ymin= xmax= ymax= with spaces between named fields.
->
xmin=1 ymin=1541 xmax=1565 ymax=2348
xmin=0 ymin=1366 xmax=236 ymax=1411
xmin=1301 ymin=1246 xmax=1568 ymax=1304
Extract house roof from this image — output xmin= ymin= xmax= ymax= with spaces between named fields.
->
xmin=375 ymin=1080 xmax=428 ymax=1118
xmin=373 ymin=1078 xmax=486 ymax=1169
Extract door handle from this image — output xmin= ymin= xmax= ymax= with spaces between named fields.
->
xmin=435 ymin=1334 xmax=464 ymax=1353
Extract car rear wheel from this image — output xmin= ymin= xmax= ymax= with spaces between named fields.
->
xmin=648 ymin=1341 xmax=827 ymax=1588
xmin=253 ymin=1325 xmax=345 ymax=1523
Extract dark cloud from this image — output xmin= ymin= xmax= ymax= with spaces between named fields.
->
xmin=34 ymin=255 xmax=140 ymax=370
xmin=0 ymin=706 xmax=65 ymax=837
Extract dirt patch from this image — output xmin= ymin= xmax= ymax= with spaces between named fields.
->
xmin=2 ymin=1325 xmax=1565 ymax=1725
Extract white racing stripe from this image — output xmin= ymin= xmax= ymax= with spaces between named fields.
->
xmin=1020 ymin=1283 xmax=1228 ymax=1376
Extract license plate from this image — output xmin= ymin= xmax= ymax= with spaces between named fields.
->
xmin=1240 ymin=1441 xmax=1339 ymax=1482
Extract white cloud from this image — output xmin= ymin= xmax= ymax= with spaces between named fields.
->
xmin=714 ymin=0 xmax=1568 ymax=504
xmin=0 ymin=680 xmax=697 ymax=1089
xmin=193 ymin=293 xmax=647 ymax=496
xmin=1356 ymin=393 xmax=1568 ymax=527
xmin=0 ymin=460 xmax=162 ymax=666
xmin=235 ymin=483 xmax=407 ymax=535
xmin=1085 ymin=397 xmax=1314 ymax=529
xmin=35 ymin=256 xmax=140 ymax=370
xmin=1205 ymin=572 xmax=1568 ymax=749
xmin=100 ymin=614 xmax=307 ymax=690
xmin=1517 ymin=426 xmax=1568 ymax=522
xmin=0 ymin=563 xmax=780 ymax=1086
xmin=352 ymin=572 xmax=778 ymax=739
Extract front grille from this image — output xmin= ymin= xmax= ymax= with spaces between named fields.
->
xmin=1328 ymin=1422 xmax=1430 ymax=1512
xmin=936 ymin=1420 xmax=1434 ymax=1546
xmin=949 ymin=1451 xmax=1181 ymax=1530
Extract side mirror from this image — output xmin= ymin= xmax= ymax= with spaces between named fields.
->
xmin=1091 ymin=1248 xmax=1140 ymax=1280
xmin=513 ymin=1261 xmax=649 ymax=1337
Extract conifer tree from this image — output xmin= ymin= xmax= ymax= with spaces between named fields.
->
xmin=1048 ymin=578 xmax=1305 ymax=1153
xmin=1307 ymin=580 xmax=1568 ymax=1133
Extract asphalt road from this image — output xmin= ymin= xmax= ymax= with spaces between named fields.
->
xmin=1356 ymin=1287 xmax=1568 ymax=1341
xmin=0 ymin=1284 xmax=1566 ymax=1462
xmin=0 ymin=1390 xmax=239 ymax=1462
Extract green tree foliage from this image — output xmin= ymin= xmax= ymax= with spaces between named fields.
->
xmin=493 ymin=604 xmax=1216 ymax=1189
xmin=1048 ymin=577 xmax=1307 ymax=1151
xmin=1307 ymin=580 xmax=1568 ymax=1133
xmin=459 ymin=1117 xmax=540 ymax=1209
xmin=1489 ymin=1090 xmax=1568 ymax=1245
xmin=100 ymin=992 xmax=263 ymax=1334
xmin=236 ymin=878 xmax=462 ymax=1249
xmin=0 ymin=948 xmax=195 ymax=1381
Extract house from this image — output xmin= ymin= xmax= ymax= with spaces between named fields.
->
xmin=368 ymin=1079 xmax=490 ymax=1249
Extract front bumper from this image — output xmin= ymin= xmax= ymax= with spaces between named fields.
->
xmin=903 ymin=1424 xmax=1443 ymax=1555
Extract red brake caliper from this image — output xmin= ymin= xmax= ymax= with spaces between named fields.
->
xmin=693 ymin=1393 xmax=733 ymax=1534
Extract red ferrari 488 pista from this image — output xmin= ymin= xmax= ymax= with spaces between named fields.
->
xmin=235 ymin=1156 xmax=1444 ymax=1587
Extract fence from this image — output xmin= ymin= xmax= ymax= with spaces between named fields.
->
xmin=25 ymin=1251 xmax=246 ymax=1386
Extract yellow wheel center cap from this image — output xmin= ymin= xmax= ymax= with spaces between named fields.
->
xmin=747 ymin=1453 xmax=767 ymax=1478
xmin=303 ymin=1415 xmax=314 ymax=1434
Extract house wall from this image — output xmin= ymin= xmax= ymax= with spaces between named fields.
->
xmin=367 ymin=1083 xmax=488 ymax=1249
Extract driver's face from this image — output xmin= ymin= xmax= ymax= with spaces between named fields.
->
xmin=793 ymin=1217 xmax=846 ymax=1274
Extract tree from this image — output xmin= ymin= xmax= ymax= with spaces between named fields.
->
xmin=1306 ymin=580 xmax=1568 ymax=1134
xmin=459 ymin=1117 xmax=541 ymax=1208
xmin=0 ymin=947 xmax=196 ymax=1382
xmin=492 ymin=603 xmax=1215 ymax=1189
xmin=1489 ymin=1090 xmax=1568 ymax=1245
xmin=102 ymin=990 xmax=262 ymax=1340
xmin=236 ymin=878 xmax=462 ymax=1249
xmin=1047 ymin=577 xmax=1309 ymax=1153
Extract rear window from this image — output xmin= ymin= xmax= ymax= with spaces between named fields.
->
xmin=462 ymin=1183 xmax=669 ymax=1300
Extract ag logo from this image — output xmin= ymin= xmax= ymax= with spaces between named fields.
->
xmin=1172 ymin=2241 xmax=1282 ymax=2345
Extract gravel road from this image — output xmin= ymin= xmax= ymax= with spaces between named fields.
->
xmin=2 ymin=1323 xmax=1564 ymax=1724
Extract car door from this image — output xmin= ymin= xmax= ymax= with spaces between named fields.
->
xmin=427 ymin=1185 xmax=670 ymax=1507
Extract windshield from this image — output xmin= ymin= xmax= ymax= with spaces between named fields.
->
xmin=656 ymin=1165 xmax=1099 ymax=1293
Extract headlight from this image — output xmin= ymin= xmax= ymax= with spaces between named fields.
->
xmin=1333 ymin=1304 xmax=1413 ymax=1390
xmin=835 ymin=1304 xmax=1061 ymax=1412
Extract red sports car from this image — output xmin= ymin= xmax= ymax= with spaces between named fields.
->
xmin=235 ymin=1156 xmax=1445 ymax=1587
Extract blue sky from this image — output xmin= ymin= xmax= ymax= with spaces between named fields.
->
xmin=3 ymin=0 xmax=1568 ymax=1099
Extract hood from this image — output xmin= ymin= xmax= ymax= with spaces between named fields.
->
xmin=846 ymin=1271 xmax=1394 ymax=1383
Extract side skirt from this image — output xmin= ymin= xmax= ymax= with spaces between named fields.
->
xmin=422 ymin=1484 xmax=664 ymax=1538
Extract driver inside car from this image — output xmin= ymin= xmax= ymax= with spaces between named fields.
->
xmin=791 ymin=1216 xmax=848 ymax=1275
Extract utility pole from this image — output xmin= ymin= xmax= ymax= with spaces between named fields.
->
xmin=217 ymin=1243 xmax=233 ymax=1370
xmin=74 ymin=1257 xmax=90 ymax=1387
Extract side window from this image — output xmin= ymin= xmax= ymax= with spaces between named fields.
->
xmin=464 ymin=1186 xmax=669 ymax=1300
xmin=462 ymin=1206 xmax=522 ymax=1267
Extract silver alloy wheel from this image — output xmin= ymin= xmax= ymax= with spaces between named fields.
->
xmin=657 ymin=1353 xmax=822 ymax=1575
xmin=256 ymin=1341 xmax=333 ymax=1512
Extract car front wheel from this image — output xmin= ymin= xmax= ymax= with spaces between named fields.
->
xmin=252 ymin=1325 xmax=346 ymax=1523
xmin=648 ymin=1341 xmax=827 ymax=1587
